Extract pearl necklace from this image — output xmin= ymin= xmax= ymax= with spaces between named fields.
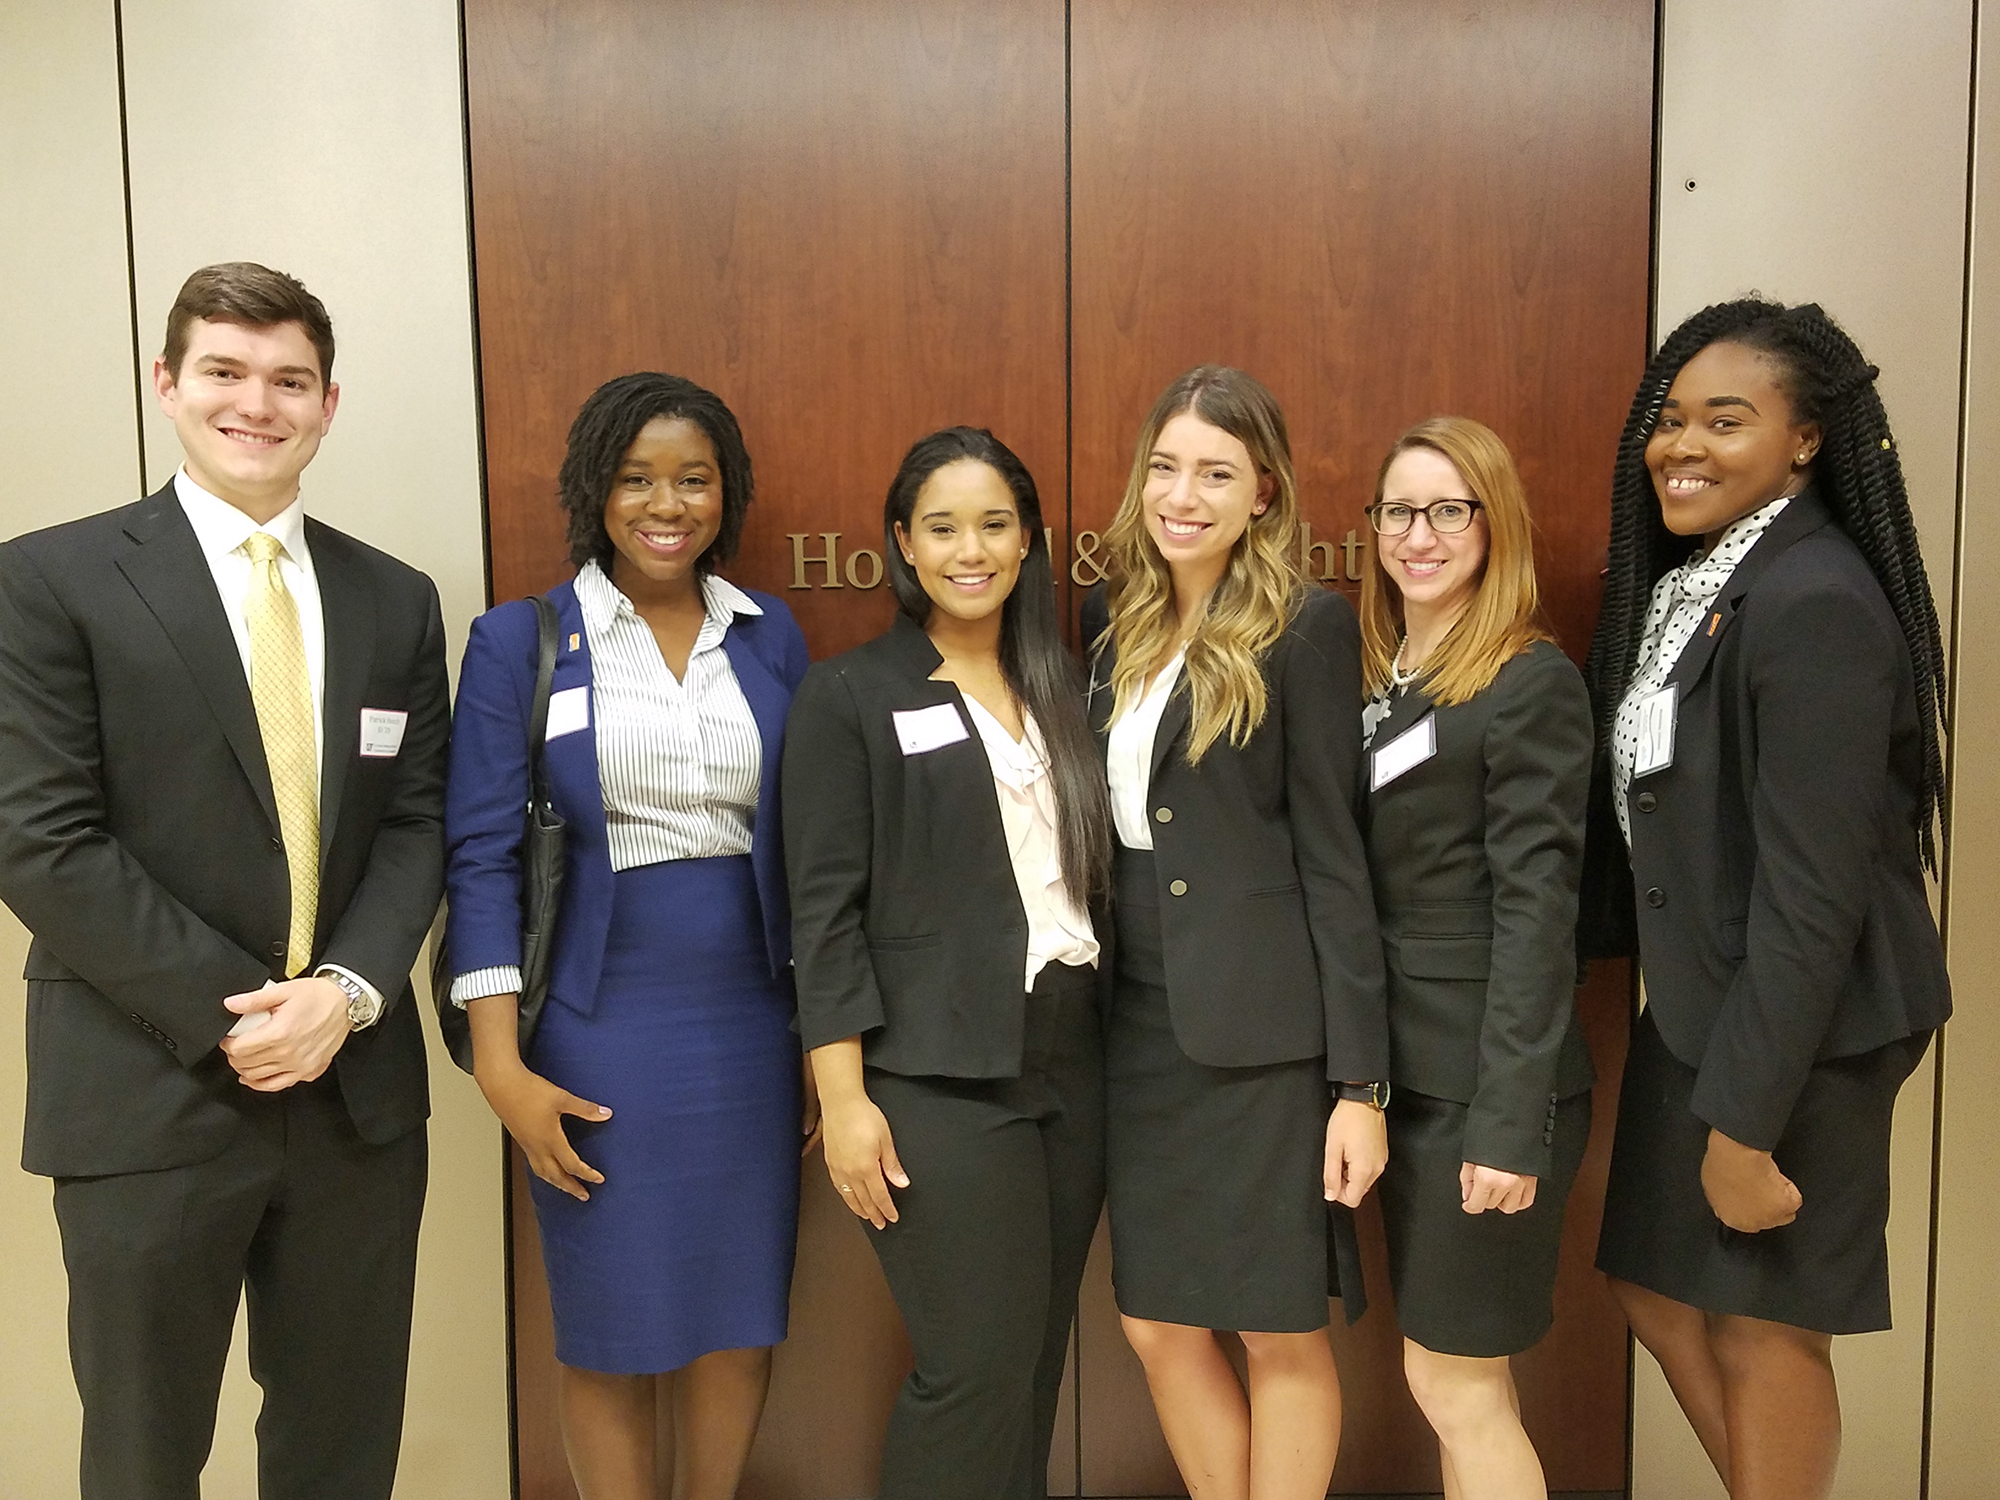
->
xmin=1389 ymin=635 xmax=1422 ymax=690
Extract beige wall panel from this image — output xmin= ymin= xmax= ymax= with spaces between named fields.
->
xmin=0 ymin=2 xmax=507 ymax=1495
xmin=1931 ymin=5 xmax=2000 ymax=1494
xmin=0 ymin=4 xmax=144 ymax=1496
xmin=1646 ymin=3 xmax=1974 ymax=1497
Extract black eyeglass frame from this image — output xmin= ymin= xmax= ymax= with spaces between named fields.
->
xmin=1363 ymin=498 xmax=1485 ymax=536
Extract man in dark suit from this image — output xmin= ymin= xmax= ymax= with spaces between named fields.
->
xmin=0 ymin=263 xmax=449 ymax=1500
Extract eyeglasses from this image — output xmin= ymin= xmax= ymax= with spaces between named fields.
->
xmin=1365 ymin=499 xmax=1484 ymax=536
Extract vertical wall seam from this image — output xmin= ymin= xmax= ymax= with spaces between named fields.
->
xmin=1925 ymin=3 xmax=1982 ymax=1494
xmin=458 ymin=0 xmax=496 ymax=610
xmin=111 ymin=0 xmax=147 ymax=498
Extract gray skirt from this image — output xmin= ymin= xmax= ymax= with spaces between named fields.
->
xmin=1104 ymin=849 xmax=1360 ymax=1333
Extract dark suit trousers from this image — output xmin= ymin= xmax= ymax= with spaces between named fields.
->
xmin=864 ymin=962 xmax=1104 ymax=1500
xmin=52 ymin=1075 xmax=427 ymax=1500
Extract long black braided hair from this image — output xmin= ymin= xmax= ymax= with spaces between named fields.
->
xmin=1583 ymin=297 xmax=1949 ymax=871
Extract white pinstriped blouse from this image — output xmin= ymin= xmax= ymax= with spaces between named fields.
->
xmin=450 ymin=560 xmax=764 ymax=1005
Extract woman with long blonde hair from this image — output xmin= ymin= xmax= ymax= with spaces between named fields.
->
xmin=1356 ymin=416 xmax=1595 ymax=1499
xmin=1081 ymin=366 xmax=1388 ymax=1500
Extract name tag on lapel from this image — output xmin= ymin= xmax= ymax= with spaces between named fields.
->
xmin=1633 ymin=685 xmax=1677 ymax=777
xmin=893 ymin=703 xmax=969 ymax=756
xmin=359 ymin=708 xmax=408 ymax=758
xmin=1371 ymin=714 xmax=1437 ymax=791
xmin=545 ymin=685 xmax=590 ymax=741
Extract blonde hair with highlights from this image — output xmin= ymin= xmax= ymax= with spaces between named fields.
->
xmin=1100 ymin=366 xmax=1308 ymax=763
xmin=1358 ymin=415 xmax=1553 ymax=706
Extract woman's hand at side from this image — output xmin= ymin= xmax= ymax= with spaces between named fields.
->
xmin=1323 ymin=1097 xmax=1389 ymax=1206
xmin=811 ymin=1036 xmax=908 ymax=1229
xmin=801 ymin=1054 xmax=824 ymax=1157
xmin=467 ymin=991 xmax=611 ymax=1202
xmin=1460 ymin=1162 xmax=1538 ymax=1215
xmin=1701 ymin=1127 xmax=1802 ymax=1232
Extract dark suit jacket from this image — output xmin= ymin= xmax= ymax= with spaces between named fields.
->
xmin=1620 ymin=491 xmax=1951 ymax=1150
xmin=1083 ymin=585 xmax=1388 ymax=1080
xmin=1362 ymin=640 xmax=1595 ymax=1175
xmin=784 ymin=614 xmax=1104 ymax=1078
xmin=443 ymin=576 xmax=809 ymax=1009
xmin=0 ymin=483 xmax=449 ymax=1177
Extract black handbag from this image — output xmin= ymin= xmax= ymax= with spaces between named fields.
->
xmin=434 ymin=594 xmax=569 ymax=1074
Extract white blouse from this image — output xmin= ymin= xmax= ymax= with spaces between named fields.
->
xmin=1105 ymin=651 xmax=1184 ymax=851
xmin=959 ymin=697 xmax=1099 ymax=989
xmin=450 ymin=560 xmax=764 ymax=1005
xmin=1611 ymin=494 xmax=1792 ymax=843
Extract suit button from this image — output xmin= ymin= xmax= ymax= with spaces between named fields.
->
xmin=1169 ymin=879 xmax=1188 ymax=897
xmin=1636 ymin=792 xmax=1658 ymax=814
xmin=269 ymin=940 xmax=287 ymax=958
xmin=1154 ymin=807 xmax=1173 ymax=823
xmin=1645 ymin=887 xmax=1666 ymax=908
xmin=269 ymin=835 xmax=284 ymax=851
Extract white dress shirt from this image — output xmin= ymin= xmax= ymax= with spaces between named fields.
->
xmin=959 ymin=696 xmax=1099 ymax=989
xmin=175 ymin=469 xmax=380 ymax=1010
xmin=1611 ymin=494 xmax=1792 ymax=842
xmin=1105 ymin=651 xmax=1185 ymax=850
xmin=451 ymin=561 xmax=765 ymax=1005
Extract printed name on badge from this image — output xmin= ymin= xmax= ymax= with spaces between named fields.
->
xmin=1634 ymin=685 xmax=1677 ymax=777
xmin=545 ymin=685 xmax=590 ymax=741
xmin=358 ymin=708 xmax=409 ymax=758
xmin=893 ymin=702 xmax=970 ymax=756
xmin=1371 ymin=714 xmax=1438 ymax=791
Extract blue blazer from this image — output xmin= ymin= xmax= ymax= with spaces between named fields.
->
xmin=442 ymin=575 xmax=809 ymax=1016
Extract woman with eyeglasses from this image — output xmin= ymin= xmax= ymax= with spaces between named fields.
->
xmin=1357 ymin=417 xmax=1594 ymax=1499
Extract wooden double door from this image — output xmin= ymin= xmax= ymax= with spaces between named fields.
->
xmin=464 ymin=1 xmax=1653 ymax=1492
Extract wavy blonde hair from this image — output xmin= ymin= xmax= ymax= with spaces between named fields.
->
xmin=1359 ymin=416 xmax=1553 ymax=705
xmin=1099 ymin=366 xmax=1307 ymax=763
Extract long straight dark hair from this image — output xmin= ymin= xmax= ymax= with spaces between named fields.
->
xmin=883 ymin=427 xmax=1114 ymax=906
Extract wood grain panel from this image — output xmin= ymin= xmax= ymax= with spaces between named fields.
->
xmin=1068 ymin=1 xmax=1654 ymax=1491
xmin=465 ymin=1 xmax=1068 ymax=1493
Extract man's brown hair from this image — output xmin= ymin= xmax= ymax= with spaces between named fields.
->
xmin=161 ymin=262 xmax=336 ymax=385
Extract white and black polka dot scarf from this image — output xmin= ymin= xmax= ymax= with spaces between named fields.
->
xmin=1611 ymin=495 xmax=1792 ymax=844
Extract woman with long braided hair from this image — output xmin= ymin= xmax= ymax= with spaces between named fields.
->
xmin=1584 ymin=299 xmax=1951 ymax=1499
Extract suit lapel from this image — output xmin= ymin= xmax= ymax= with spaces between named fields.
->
xmin=310 ymin=520 xmax=372 ymax=869
xmin=115 ymin=489 xmax=280 ymax=834
xmin=723 ymin=617 xmax=787 ymax=792
xmin=1667 ymin=492 xmax=1835 ymax=695
xmin=544 ymin=584 xmax=608 ymax=844
xmin=1148 ymin=685 xmax=1192 ymax=785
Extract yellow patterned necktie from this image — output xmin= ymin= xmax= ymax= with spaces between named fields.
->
xmin=242 ymin=532 xmax=319 ymax=976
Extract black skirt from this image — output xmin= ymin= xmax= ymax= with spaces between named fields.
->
xmin=1377 ymin=1088 xmax=1590 ymax=1358
xmin=1104 ymin=849 xmax=1358 ymax=1333
xmin=1596 ymin=1008 xmax=1931 ymax=1335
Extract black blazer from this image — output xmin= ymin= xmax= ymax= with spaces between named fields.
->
xmin=1083 ymin=585 xmax=1388 ymax=1080
xmin=784 ymin=614 xmax=1103 ymax=1078
xmin=1362 ymin=641 xmax=1595 ymax=1175
xmin=1616 ymin=491 xmax=1950 ymax=1150
xmin=0 ymin=485 xmax=450 ymax=1176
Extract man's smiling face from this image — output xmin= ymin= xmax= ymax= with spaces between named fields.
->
xmin=154 ymin=317 xmax=339 ymax=516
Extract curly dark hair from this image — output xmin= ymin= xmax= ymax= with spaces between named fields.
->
xmin=557 ymin=372 xmax=753 ymax=576
xmin=1583 ymin=297 xmax=1949 ymax=870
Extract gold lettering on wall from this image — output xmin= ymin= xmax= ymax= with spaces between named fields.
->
xmin=1072 ymin=530 xmax=1107 ymax=586
xmin=844 ymin=548 xmax=884 ymax=589
xmin=789 ymin=532 xmax=844 ymax=589
xmin=1301 ymin=522 xmax=1367 ymax=583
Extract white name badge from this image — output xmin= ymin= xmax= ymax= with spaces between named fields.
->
xmin=544 ymin=685 xmax=590 ymax=741
xmin=1633 ymin=685 xmax=1678 ymax=777
xmin=359 ymin=708 xmax=408 ymax=758
xmin=893 ymin=702 xmax=970 ymax=756
xmin=1371 ymin=714 xmax=1437 ymax=791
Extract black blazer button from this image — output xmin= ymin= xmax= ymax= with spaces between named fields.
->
xmin=1645 ymin=887 xmax=1666 ymax=908
xmin=1154 ymin=806 xmax=1173 ymax=823
xmin=269 ymin=835 xmax=284 ymax=851
xmin=269 ymin=940 xmax=288 ymax=958
xmin=1169 ymin=879 xmax=1188 ymax=897
xmin=1636 ymin=791 xmax=1658 ymax=813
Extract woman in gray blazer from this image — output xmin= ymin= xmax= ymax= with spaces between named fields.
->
xmin=1357 ymin=417 xmax=1594 ymax=1499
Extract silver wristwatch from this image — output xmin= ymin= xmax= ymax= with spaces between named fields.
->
xmin=316 ymin=967 xmax=383 ymax=1030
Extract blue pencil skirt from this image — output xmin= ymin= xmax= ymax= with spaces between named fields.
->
xmin=525 ymin=854 xmax=800 ymax=1374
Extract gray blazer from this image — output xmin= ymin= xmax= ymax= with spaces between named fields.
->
xmin=1362 ymin=639 xmax=1595 ymax=1175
